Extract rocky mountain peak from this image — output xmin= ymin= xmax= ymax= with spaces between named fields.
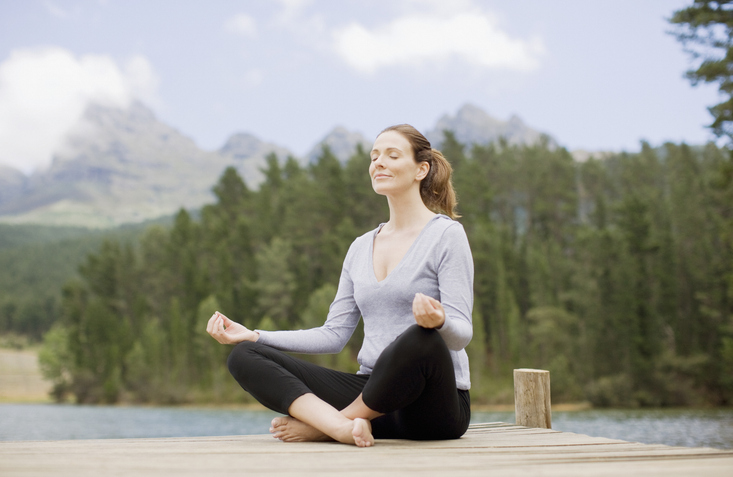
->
xmin=307 ymin=126 xmax=371 ymax=164
xmin=426 ymin=103 xmax=550 ymax=148
xmin=80 ymin=100 xmax=158 ymax=133
xmin=0 ymin=101 xmax=230 ymax=226
xmin=219 ymin=133 xmax=266 ymax=158
xmin=218 ymin=132 xmax=292 ymax=187
xmin=0 ymin=101 xmax=557 ymax=227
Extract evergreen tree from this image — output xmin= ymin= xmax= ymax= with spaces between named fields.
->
xmin=670 ymin=1 xmax=733 ymax=138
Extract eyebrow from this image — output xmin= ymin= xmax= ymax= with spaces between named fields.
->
xmin=370 ymin=147 xmax=403 ymax=154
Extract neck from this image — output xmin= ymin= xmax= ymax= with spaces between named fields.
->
xmin=384 ymin=187 xmax=436 ymax=231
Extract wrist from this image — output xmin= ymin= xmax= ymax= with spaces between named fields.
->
xmin=436 ymin=314 xmax=446 ymax=329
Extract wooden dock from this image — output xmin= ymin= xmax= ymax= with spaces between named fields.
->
xmin=2 ymin=422 xmax=731 ymax=476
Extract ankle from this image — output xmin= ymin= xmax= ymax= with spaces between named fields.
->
xmin=328 ymin=419 xmax=356 ymax=445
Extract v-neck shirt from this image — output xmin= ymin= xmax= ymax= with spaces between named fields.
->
xmin=256 ymin=214 xmax=474 ymax=390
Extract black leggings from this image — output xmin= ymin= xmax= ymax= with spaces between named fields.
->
xmin=227 ymin=324 xmax=471 ymax=440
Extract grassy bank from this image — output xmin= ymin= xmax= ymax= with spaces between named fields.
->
xmin=0 ymin=347 xmax=52 ymax=403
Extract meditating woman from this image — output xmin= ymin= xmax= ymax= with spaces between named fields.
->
xmin=206 ymin=124 xmax=474 ymax=447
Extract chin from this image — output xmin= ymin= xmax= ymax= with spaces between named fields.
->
xmin=371 ymin=186 xmax=389 ymax=196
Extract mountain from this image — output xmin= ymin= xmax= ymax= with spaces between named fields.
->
xmin=306 ymin=126 xmax=371 ymax=163
xmin=219 ymin=133 xmax=293 ymax=187
xmin=0 ymin=102 xmax=558 ymax=228
xmin=0 ymin=102 xmax=235 ymax=227
xmin=0 ymin=165 xmax=27 ymax=206
xmin=426 ymin=103 xmax=553 ymax=148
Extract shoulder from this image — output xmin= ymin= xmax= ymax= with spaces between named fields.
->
xmin=344 ymin=223 xmax=382 ymax=261
xmin=353 ymin=223 xmax=382 ymax=248
xmin=428 ymin=216 xmax=472 ymax=265
xmin=429 ymin=215 xmax=469 ymax=243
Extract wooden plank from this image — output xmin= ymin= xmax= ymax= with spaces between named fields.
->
xmin=1 ymin=423 xmax=731 ymax=477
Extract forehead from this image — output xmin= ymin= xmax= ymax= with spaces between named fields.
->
xmin=372 ymin=130 xmax=412 ymax=152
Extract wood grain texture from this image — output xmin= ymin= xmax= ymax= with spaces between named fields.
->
xmin=514 ymin=368 xmax=552 ymax=429
xmin=2 ymin=423 xmax=732 ymax=477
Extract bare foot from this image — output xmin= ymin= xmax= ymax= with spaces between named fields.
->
xmin=270 ymin=416 xmax=332 ymax=442
xmin=352 ymin=418 xmax=374 ymax=448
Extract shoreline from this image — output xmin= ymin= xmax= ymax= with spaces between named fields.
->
xmin=2 ymin=347 xmax=730 ymax=413
xmin=2 ymin=399 xmax=731 ymax=413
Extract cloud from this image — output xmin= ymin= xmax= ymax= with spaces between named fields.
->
xmin=270 ymin=0 xmax=325 ymax=39
xmin=333 ymin=11 xmax=544 ymax=74
xmin=224 ymin=13 xmax=258 ymax=38
xmin=276 ymin=0 xmax=312 ymax=23
xmin=44 ymin=1 xmax=77 ymax=19
xmin=0 ymin=47 xmax=159 ymax=174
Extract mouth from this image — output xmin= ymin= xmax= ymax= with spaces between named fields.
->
xmin=373 ymin=174 xmax=391 ymax=180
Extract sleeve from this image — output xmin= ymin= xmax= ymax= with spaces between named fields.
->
xmin=435 ymin=222 xmax=474 ymax=350
xmin=255 ymin=242 xmax=362 ymax=354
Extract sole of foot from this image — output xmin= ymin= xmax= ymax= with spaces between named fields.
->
xmin=352 ymin=418 xmax=374 ymax=448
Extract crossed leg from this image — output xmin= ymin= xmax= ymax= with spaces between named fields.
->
xmin=228 ymin=325 xmax=466 ymax=446
xmin=270 ymin=393 xmax=382 ymax=447
xmin=227 ymin=341 xmax=378 ymax=447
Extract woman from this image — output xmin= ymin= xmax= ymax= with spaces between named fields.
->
xmin=206 ymin=124 xmax=473 ymax=447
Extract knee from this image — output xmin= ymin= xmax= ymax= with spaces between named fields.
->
xmin=227 ymin=340 xmax=260 ymax=378
xmin=397 ymin=325 xmax=446 ymax=358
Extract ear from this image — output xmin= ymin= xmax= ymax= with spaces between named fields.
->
xmin=416 ymin=161 xmax=430 ymax=181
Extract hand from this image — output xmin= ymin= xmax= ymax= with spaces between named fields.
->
xmin=206 ymin=311 xmax=259 ymax=345
xmin=412 ymin=293 xmax=445 ymax=329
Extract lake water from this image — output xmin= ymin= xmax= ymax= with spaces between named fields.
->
xmin=1 ymin=404 xmax=732 ymax=450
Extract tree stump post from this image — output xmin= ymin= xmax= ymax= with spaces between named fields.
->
xmin=514 ymin=368 xmax=551 ymax=429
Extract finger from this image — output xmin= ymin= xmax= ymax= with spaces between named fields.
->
xmin=418 ymin=295 xmax=443 ymax=320
xmin=414 ymin=293 xmax=430 ymax=315
xmin=413 ymin=296 xmax=431 ymax=326
xmin=206 ymin=314 xmax=218 ymax=333
xmin=211 ymin=316 xmax=223 ymax=336
xmin=417 ymin=293 xmax=431 ymax=304
xmin=426 ymin=303 xmax=443 ymax=319
xmin=418 ymin=295 xmax=441 ymax=319
xmin=423 ymin=295 xmax=440 ymax=308
xmin=215 ymin=318 xmax=228 ymax=343
xmin=413 ymin=297 xmax=424 ymax=320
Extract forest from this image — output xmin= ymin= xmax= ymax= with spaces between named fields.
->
xmin=0 ymin=218 xmax=170 ymax=343
xmin=28 ymin=133 xmax=733 ymax=407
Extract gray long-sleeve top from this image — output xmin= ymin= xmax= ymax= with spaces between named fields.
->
xmin=256 ymin=214 xmax=474 ymax=390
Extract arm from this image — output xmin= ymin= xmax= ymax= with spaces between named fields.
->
xmin=206 ymin=261 xmax=360 ymax=352
xmin=427 ymin=222 xmax=474 ymax=350
xmin=255 ymin=246 xmax=362 ymax=354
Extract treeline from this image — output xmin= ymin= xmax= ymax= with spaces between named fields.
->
xmin=39 ymin=134 xmax=733 ymax=406
xmin=0 ymin=219 xmax=171 ymax=342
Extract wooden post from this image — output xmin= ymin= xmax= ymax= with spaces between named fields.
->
xmin=514 ymin=368 xmax=551 ymax=429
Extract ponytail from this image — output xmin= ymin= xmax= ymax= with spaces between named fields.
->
xmin=379 ymin=124 xmax=460 ymax=219
xmin=420 ymin=149 xmax=459 ymax=219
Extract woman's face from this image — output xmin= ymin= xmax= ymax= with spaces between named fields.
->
xmin=370 ymin=130 xmax=429 ymax=197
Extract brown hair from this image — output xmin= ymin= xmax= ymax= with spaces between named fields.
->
xmin=379 ymin=124 xmax=459 ymax=219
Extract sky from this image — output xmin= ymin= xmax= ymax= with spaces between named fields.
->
xmin=0 ymin=0 xmax=722 ymax=174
